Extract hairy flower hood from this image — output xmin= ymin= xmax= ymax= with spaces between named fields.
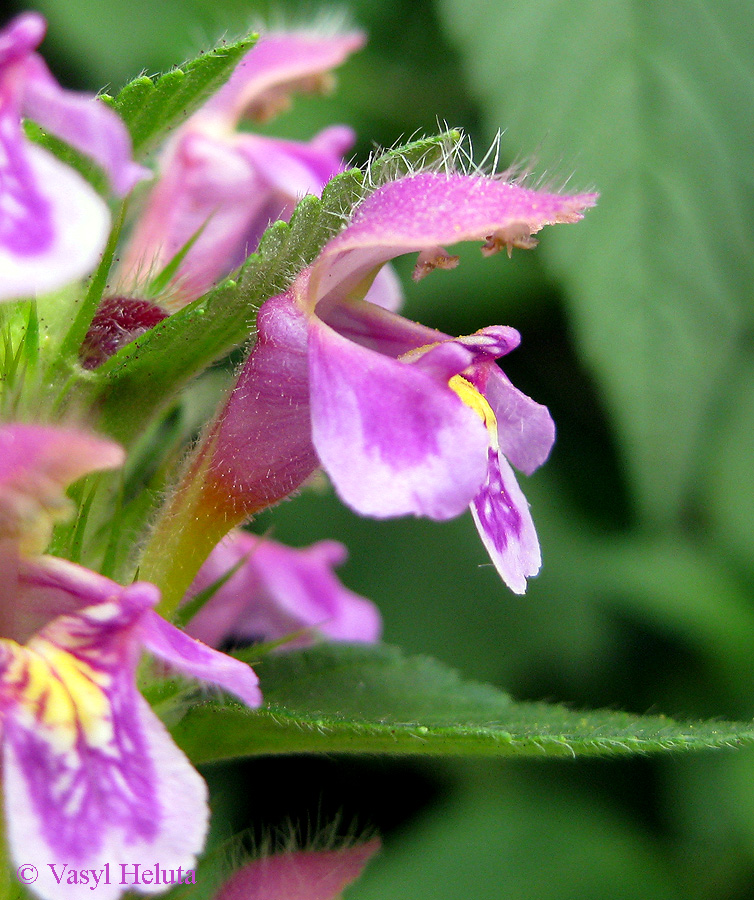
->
xmin=298 ymin=170 xmax=596 ymax=314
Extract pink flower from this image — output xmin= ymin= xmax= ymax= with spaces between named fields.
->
xmin=185 ymin=531 xmax=381 ymax=649
xmin=118 ymin=31 xmax=366 ymax=307
xmin=189 ymin=171 xmax=596 ymax=592
xmin=0 ymin=13 xmax=146 ymax=300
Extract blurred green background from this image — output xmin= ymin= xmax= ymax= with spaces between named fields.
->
xmin=11 ymin=0 xmax=754 ymax=896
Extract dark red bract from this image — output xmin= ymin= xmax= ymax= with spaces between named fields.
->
xmin=80 ymin=296 xmax=168 ymax=369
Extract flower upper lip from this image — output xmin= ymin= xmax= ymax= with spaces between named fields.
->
xmin=304 ymin=170 xmax=597 ymax=314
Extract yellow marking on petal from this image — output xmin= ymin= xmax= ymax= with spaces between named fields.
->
xmin=1 ymin=638 xmax=114 ymax=752
xmin=35 ymin=643 xmax=113 ymax=745
xmin=449 ymin=376 xmax=499 ymax=449
xmin=3 ymin=647 xmax=79 ymax=751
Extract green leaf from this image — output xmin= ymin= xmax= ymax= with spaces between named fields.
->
xmin=103 ymin=33 xmax=257 ymax=157
xmin=586 ymin=536 xmax=754 ymax=694
xmin=437 ymin=0 xmax=754 ymax=523
xmin=170 ymin=643 xmax=754 ymax=763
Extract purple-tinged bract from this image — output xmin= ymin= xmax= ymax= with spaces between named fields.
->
xmin=215 ymin=839 xmax=380 ymax=900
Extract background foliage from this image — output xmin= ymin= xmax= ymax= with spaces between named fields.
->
xmin=10 ymin=0 xmax=754 ymax=896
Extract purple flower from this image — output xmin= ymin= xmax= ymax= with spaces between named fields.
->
xmin=193 ymin=172 xmax=596 ymax=593
xmin=215 ymin=839 xmax=380 ymax=900
xmin=0 ymin=424 xmax=261 ymax=900
xmin=1 ymin=557 xmax=261 ymax=900
xmin=184 ymin=530 xmax=381 ymax=649
xmin=118 ymin=30 xmax=366 ymax=307
xmin=0 ymin=13 xmax=146 ymax=300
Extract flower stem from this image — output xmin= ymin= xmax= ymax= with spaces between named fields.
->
xmin=137 ymin=446 xmax=231 ymax=619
